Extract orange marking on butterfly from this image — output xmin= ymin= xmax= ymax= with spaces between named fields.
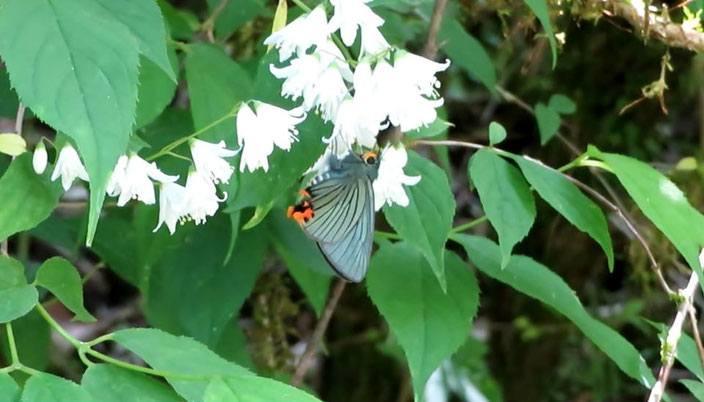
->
xmin=298 ymin=189 xmax=312 ymax=198
xmin=287 ymin=200 xmax=314 ymax=224
xmin=362 ymin=151 xmax=378 ymax=160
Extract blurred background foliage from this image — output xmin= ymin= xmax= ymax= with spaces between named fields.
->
xmin=2 ymin=0 xmax=704 ymax=400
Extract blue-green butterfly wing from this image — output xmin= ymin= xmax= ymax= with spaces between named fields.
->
xmin=302 ymin=171 xmax=375 ymax=282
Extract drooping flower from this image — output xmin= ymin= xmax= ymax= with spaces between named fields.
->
xmin=359 ymin=23 xmax=390 ymax=57
xmin=153 ymin=182 xmax=188 ymax=235
xmin=372 ymin=145 xmax=421 ymax=210
xmin=263 ymin=5 xmax=330 ymax=62
xmin=328 ymin=0 xmax=384 ymax=47
xmin=108 ymin=154 xmax=178 ymax=207
xmin=393 ymin=50 xmax=450 ymax=97
xmin=51 ymin=145 xmax=89 ymax=191
xmin=182 ymin=170 xmax=224 ymax=225
xmin=33 ymin=142 xmax=48 ymax=174
xmin=189 ymin=139 xmax=239 ymax=184
xmin=237 ymin=101 xmax=306 ymax=172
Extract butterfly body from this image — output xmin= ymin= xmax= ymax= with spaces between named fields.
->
xmin=287 ymin=151 xmax=379 ymax=282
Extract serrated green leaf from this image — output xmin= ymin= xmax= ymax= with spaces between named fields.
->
xmin=35 ymin=257 xmax=95 ymax=322
xmin=367 ymin=243 xmax=479 ymax=399
xmin=383 ymin=151 xmax=455 ymax=290
xmin=488 ymin=121 xmax=507 ymax=146
xmin=513 ymin=156 xmax=614 ymax=271
xmin=111 ymin=328 xmax=252 ymax=400
xmin=0 ymin=154 xmax=62 ymax=242
xmin=0 ymin=373 xmax=19 ymax=402
xmin=21 ymin=373 xmax=91 ymax=402
xmin=535 ymin=102 xmax=561 ymax=144
xmin=213 ymin=318 xmax=255 ymax=370
xmin=523 ymin=0 xmax=558 ymax=68
xmin=588 ymin=147 xmax=704 ymax=284
xmin=0 ymin=134 xmax=25 ymax=156
xmin=82 ymin=365 xmax=181 ymax=401
xmin=548 ymin=94 xmax=576 ymax=114
xmin=0 ymin=0 xmax=140 ymax=246
xmin=93 ymin=0 xmax=175 ymax=81
xmin=452 ymin=234 xmax=656 ymax=389
xmin=438 ymin=19 xmax=496 ymax=94
xmin=469 ymin=149 xmax=535 ymax=268
xmin=0 ymin=256 xmax=37 ymax=323
xmin=204 ymin=376 xmax=322 ymax=402
xmin=135 ymin=49 xmax=178 ymax=129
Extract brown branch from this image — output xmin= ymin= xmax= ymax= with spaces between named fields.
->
xmin=291 ymin=278 xmax=347 ymax=387
xmin=423 ymin=0 xmax=449 ymax=59
xmin=201 ymin=0 xmax=230 ymax=43
xmin=687 ymin=306 xmax=704 ymax=377
xmin=1 ymin=103 xmax=26 ymax=256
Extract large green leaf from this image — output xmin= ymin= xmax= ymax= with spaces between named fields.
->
xmin=512 ymin=156 xmax=614 ymax=271
xmin=134 ymin=50 xmax=178 ymax=129
xmin=0 ymin=154 xmax=62 ymax=242
xmin=383 ymin=151 xmax=455 ymax=290
xmin=0 ymin=373 xmax=19 ymax=402
xmin=366 ymin=243 xmax=479 ymax=399
xmin=111 ymin=328 xmax=252 ymax=400
xmin=204 ymin=376 xmax=322 ymax=402
xmin=438 ymin=19 xmax=496 ymax=94
xmin=0 ymin=256 xmax=37 ymax=323
xmin=453 ymin=234 xmax=655 ymax=388
xmin=523 ymin=0 xmax=558 ymax=67
xmin=589 ymin=148 xmax=704 ymax=282
xmin=94 ymin=0 xmax=175 ymax=80
xmin=82 ymin=365 xmax=181 ymax=401
xmin=535 ymin=102 xmax=561 ymax=144
xmin=0 ymin=0 xmax=140 ymax=245
xmin=34 ymin=257 xmax=95 ymax=322
xmin=21 ymin=373 xmax=91 ymax=402
xmin=468 ymin=149 xmax=535 ymax=267
xmin=206 ymin=0 xmax=271 ymax=40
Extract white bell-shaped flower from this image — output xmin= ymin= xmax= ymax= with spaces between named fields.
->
xmin=393 ymin=50 xmax=450 ymax=97
xmin=237 ymin=102 xmax=306 ymax=172
xmin=360 ymin=23 xmax=389 ymax=57
xmin=189 ymin=139 xmax=239 ymax=184
xmin=328 ymin=0 xmax=384 ymax=46
xmin=263 ymin=5 xmax=330 ymax=62
xmin=51 ymin=145 xmax=89 ymax=191
xmin=309 ymin=64 xmax=349 ymax=122
xmin=33 ymin=142 xmax=48 ymax=174
xmin=153 ymin=182 xmax=188 ymax=235
xmin=109 ymin=154 xmax=178 ymax=207
xmin=373 ymin=145 xmax=421 ymax=210
xmin=182 ymin=170 xmax=224 ymax=225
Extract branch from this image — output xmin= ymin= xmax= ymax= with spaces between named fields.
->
xmin=423 ymin=0 xmax=449 ymax=59
xmin=1 ymin=102 xmax=25 ymax=257
xmin=687 ymin=306 xmax=704 ymax=377
xmin=648 ymin=263 xmax=701 ymax=402
xmin=201 ymin=0 xmax=230 ymax=43
xmin=291 ymin=279 xmax=346 ymax=387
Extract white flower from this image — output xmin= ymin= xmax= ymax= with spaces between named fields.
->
xmin=237 ymin=102 xmax=306 ymax=172
xmin=263 ymin=5 xmax=329 ymax=62
xmin=309 ymin=64 xmax=349 ymax=121
xmin=328 ymin=0 xmax=384 ymax=47
xmin=108 ymin=154 xmax=178 ymax=207
xmin=153 ymin=182 xmax=188 ymax=235
xmin=373 ymin=145 xmax=421 ymax=210
xmin=360 ymin=24 xmax=390 ymax=56
xmin=182 ymin=170 xmax=224 ymax=225
xmin=51 ymin=145 xmax=89 ymax=191
xmin=393 ymin=50 xmax=450 ymax=97
xmin=33 ymin=142 xmax=48 ymax=174
xmin=271 ymin=54 xmax=324 ymax=106
xmin=189 ymin=139 xmax=239 ymax=184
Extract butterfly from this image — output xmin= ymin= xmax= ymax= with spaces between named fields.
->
xmin=287 ymin=150 xmax=380 ymax=282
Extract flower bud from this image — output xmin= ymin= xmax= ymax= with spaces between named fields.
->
xmin=33 ymin=142 xmax=48 ymax=174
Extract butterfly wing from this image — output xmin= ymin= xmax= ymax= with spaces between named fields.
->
xmin=301 ymin=171 xmax=375 ymax=282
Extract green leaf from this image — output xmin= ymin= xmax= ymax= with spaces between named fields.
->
xmin=0 ymin=154 xmax=62 ymax=242
xmin=523 ymin=0 xmax=558 ymax=68
xmin=204 ymin=376 xmax=322 ymax=402
xmin=406 ymin=118 xmax=452 ymax=140
xmin=453 ymin=234 xmax=656 ymax=388
xmin=135 ymin=50 xmax=178 ymax=129
xmin=185 ymin=43 xmax=252 ymax=144
xmin=21 ymin=373 xmax=91 ymax=402
xmin=513 ymin=156 xmax=614 ymax=271
xmin=0 ymin=0 xmax=140 ymax=245
xmin=157 ymin=0 xmax=198 ymax=40
xmin=0 ymin=256 xmax=37 ymax=323
xmin=268 ymin=0 xmax=288 ymax=52
xmin=0 ymin=311 xmax=50 ymax=373
xmin=111 ymin=328 xmax=252 ymax=400
xmin=0 ymin=134 xmax=26 ymax=156
xmin=93 ymin=0 xmax=175 ymax=80
xmin=438 ymin=19 xmax=496 ymax=94
xmin=682 ymin=379 xmax=704 ymax=401
xmin=270 ymin=212 xmax=332 ymax=316
xmin=535 ymin=102 xmax=561 ymax=144
xmin=82 ymin=365 xmax=181 ymax=401
xmin=588 ymin=147 xmax=704 ymax=282
xmin=241 ymin=201 xmax=274 ymax=230
xmin=34 ymin=257 xmax=95 ymax=322
xmin=383 ymin=151 xmax=455 ymax=290
xmin=488 ymin=121 xmax=507 ymax=146
xmin=213 ymin=318 xmax=255 ymax=370
xmin=367 ymin=244 xmax=479 ymax=399
xmin=468 ymin=149 xmax=535 ymax=267
xmin=0 ymin=373 xmax=20 ymax=402
xmin=206 ymin=0 xmax=271 ymax=40
xmin=548 ymin=94 xmax=576 ymax=114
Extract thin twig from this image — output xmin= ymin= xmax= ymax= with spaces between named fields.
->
xmin=423 ymin=0 xmax=449 ymax=59
xmin=201 ymin=0 xmax=230 ymax=43
xmin=14 ymin=103 xmax=25 ymax=136
xmin=291 ymin=279 xmax=347 ymax=387
xmin=648 ymin=266 xmax=701 ymax=402
xmin=688 ymin=306 xmax=704 ymax=377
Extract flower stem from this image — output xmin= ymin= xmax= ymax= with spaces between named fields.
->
xmin=84 ymin=348 xmax=210 ymax=380
xmin=146 ymin=102 xmax=242 ymax=162
xmin=290 ymin=0 xmax=311 ymax=12
xmin=5 ymin=323 xmax=19 ymax=365
xmin=451 ymin=216 xmax=488 ymax=233
xmin=35 ymin=303 xmax=82 ymax=349
xmin=374 ymin=230 xmax=401 ymax=240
